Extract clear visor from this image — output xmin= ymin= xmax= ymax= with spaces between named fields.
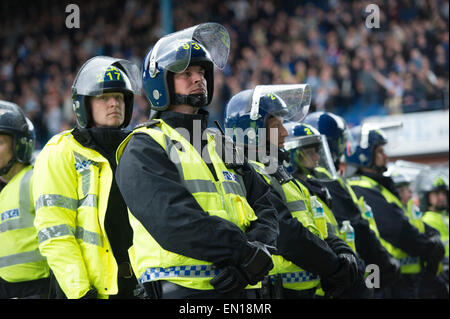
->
xmin=72 ymin=56 xmax=142 ymax=95
xmin=146 ymin=22 xmax=230 ymax=75
xmin=285 ymin=134 xmax=338 ymax=181
xmin=249 ymin=84 xmax=311 ymax=122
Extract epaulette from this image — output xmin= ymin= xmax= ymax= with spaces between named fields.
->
xmin=134 ymin=119 xmax=160 ymax=129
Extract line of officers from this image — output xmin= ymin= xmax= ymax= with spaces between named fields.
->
xmin=1 ymin=23 xmax=448 ymax=299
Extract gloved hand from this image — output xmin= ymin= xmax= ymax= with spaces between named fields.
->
xmin=239 ymin=241 xmax=274 ymax=285
xmin=380 ymin=256 xmax=401 ymax=288
xmin=210 ymin=241 xmax=274 ymax=295
xmin=80 ymin=287 xmax=97 ymax=299
xmin=321 ymin=253 xmax=358 ymax=298
xmin=424 ymin=235 xmax=445 ymax=275
xmin=210 ymin=266 xmax=249 ymax=295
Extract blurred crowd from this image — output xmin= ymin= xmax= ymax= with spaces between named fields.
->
xmin=0 ymin=0 xmax=449 ymax=149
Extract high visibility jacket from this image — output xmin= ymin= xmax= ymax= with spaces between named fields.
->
xmin=116 ymin=120 xmax=258 ymax=290
xmin=249 ymin=161 xmax=322 ymax=291
xmin=422 ymin=210 xmax=449 ymax=260
xmin=33 ymin=130 xmax=118 ymax=299
xmin=0 ymin=165 xmax=49 ymax=283
xmin=349 ymin=175 xmax=423 ymax=274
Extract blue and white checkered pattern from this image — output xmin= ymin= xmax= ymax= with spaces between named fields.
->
xmin=399 ymin=256 xmax=419 ymax=266
xmin=139 ymin=265 xmax=220 ymax=283
xmin=272 ymin=271 xmax=320 ymax=284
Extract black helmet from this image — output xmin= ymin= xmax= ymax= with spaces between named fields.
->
xmin=72 ymin=56 xmax=142 ymax=128
xmin=0 ymin=100 xmax=35 ymax=172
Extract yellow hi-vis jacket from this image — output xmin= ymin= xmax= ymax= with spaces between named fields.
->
xmin=248 ymin=161 xmax=323 ymax=291
xmin=349 ymin=175 xmax=424 ymax=274
xmin=0 ymin=165 xmax=49 ymax=283
xmin=33 ymin=130 xmax=118 ymax=299
xmin=116 ymin=120 xmax=258 ymax=291
xmin=422 ymin=210 xmax=449 ymax=260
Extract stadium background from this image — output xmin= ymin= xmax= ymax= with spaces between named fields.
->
xmin=0 ymin=0 xmax=448 ymax=188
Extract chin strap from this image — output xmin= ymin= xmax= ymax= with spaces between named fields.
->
xmin=0 ymin=157 xmax=16 ymax=176
xmin=173 ymin=94 xmax=208 ymax=107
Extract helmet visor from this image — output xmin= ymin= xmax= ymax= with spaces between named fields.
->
xmin=285 ymin=134 xmax=338 ymax=181
xmin=147 ymin=22 xmax=230 ymax=74
xmin=249 ymin=84 xmax=311 ymax=123
xmin=72 ymin=56 xmax=142 ymax=96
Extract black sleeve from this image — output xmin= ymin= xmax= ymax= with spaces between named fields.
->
xmin=116 ymin=133 xmax=250 ymax=267
xmin=324 ymin=180 xmax=395 ymax=267
xmin=351 ymin=185 xmax=434 ymax=259
xmin=266 ymin=185 xmax=341 ymax=277
xmin=238 ymin=162 xmax=279 ymax=247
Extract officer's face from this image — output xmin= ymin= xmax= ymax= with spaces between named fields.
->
xmin=0 ymin=134 xmax=14 ymax=174
xmin=266 ymin=116 xmax=289 ymax=148
xmin=428 ymin=190 xmax=448 ymax=211
xmin=397 ymin=185 xmax=412 ymax=207
xmin=300 ymin=146 xmax=320 ymax=169
xmin=90 ymin=92 xmax=125 ymax=128
xmin=173 ymin=65 xmax=207 ymax=97
xmin=373 ymin=145 xmax=388 ymax=168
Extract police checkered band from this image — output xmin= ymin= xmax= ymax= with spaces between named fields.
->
xmin=399 ymin=256 xmax=419 ymax=266
xmin=271 ymin=271 xmax=320 ymax=284
xmin=139 ymin=265 xmax=220 ymax=283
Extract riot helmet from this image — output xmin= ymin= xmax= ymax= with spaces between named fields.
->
xmin=0 ymin=100 xmax=35 ymax=175
xmin=72 ymin=56 xmax=141 ymax=128
xmin=142 ymin=23 xmax=230 ymax=111
xmin=284 ymin=122 xmax=338 ymax=181
xmin=304 ymin=111 xmax=355 ymax=166
xmin=224 ymin=84 xmax=311 ymax=147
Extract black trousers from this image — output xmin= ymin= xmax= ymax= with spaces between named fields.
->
xmin=0 ymin=277 xmax=50 ymax=299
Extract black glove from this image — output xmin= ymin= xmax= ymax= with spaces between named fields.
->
xmin=210 ymin=241 xmax=274 ymax=295
xmin=210 ymin=266 xmax=249 ymax=296
xmin=424 ymin=235 xmax=445 ymax=275
xmin=321 ymin=253 xmax=358 ymax=298
xmin=380 ymin=256 xmax=401 ymax=288
xmin=238 ymin=241 xmax=274 ymax=285
xmin=80 ymin=287 xmax=97 ymax=299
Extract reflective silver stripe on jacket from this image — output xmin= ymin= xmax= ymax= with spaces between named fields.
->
xmin=398 ymin=256 xmax=419 ymax=266
xmin=139 ymin=265 xmax=220 ymax=283
xmin=0 ymin=249 xmax=46 ymax=268
xmin=287 ymin=200 xmax=307 ymax=212
xmin=0 ymin=169 xmax=34 ymax=233
xmin=35 ymin=194 xmax=97 ymax=211
xmin=37 ymin=224 xmax=104 ymax=247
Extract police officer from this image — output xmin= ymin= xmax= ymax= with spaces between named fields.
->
xmin=346 ymin=125 xmax=445 ymax=298
xmin=224 ymin=85 xmax=360 ymax=299
xmin=116 ymin=23 xmax=277 ymax=299
xmin=0 ymin=101 xmax=50 ymax=299
xmin=284 ymin=120 xmax=373 ymax=298
xmin=418 ymin=174 xmax=449 ymax=298
xmin=304 ymin=112 xmax=401 ymax=297
xmin=33 ymin=56 xmax=142 ymax=299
